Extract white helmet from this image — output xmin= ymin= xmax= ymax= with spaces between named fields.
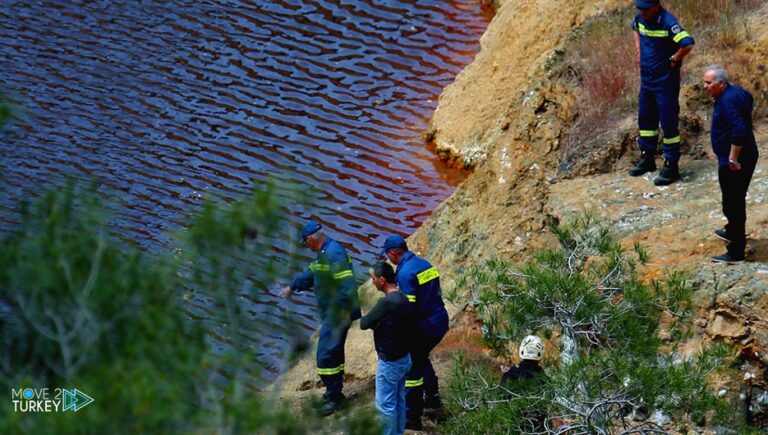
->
xmin=519 ymin=335 xmax=544 ymax=361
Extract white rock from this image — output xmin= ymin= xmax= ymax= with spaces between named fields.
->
xmin=649 ymin=409 xmax=671 ymax=426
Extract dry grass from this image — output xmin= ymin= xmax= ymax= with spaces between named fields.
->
xmin=669 ymin=0 xmax=762 ymax=47
xmin=670 ymin=0 xmax=767 ymax=120
xmin=563 ymin=9 xmax=638 ymax=122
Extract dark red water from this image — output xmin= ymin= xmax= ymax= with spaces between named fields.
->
xmin=0 ymin=0 xmax=490 ymax=383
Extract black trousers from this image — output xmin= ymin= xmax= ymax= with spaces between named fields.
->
xmin=405 ymin=330 xmax=445 ymax=423
xmin=718 ymin=150 xmax=758 ymax=257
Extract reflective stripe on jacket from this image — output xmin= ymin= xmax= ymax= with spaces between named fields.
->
xmin=291 ymin=237 xmax=362 ymax=324
xmin=632 ymin=8 xmax=694 ymax=90
xmin=395 ymin=251 xmax=448 ymax=337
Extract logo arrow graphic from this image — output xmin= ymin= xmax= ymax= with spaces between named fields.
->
xmin=62 ymin=388 xmax=94 ymax=412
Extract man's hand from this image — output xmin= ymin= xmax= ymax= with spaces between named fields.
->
xmin=729 ymin=160 xmax=742 ymax=172
xmin=279 ymin=286 xmax=294 ymax=299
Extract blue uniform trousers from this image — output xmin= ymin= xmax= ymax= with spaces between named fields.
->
xmin=316 ymin=321 xmax=350 ymax=397
xmin=638 ymin=84 xmax=681 ymax=161
xmin=405 ymin=330 xmax=446 ymax=423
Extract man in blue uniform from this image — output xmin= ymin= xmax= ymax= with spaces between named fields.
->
xmin=703 ymin=65 xmax=759 ymax=264
xmin=628 ymin=0 xmax=694 ymax=186
xmin=381 ymin=234 xmax=449 ymax=430
xmin=281 ymin=221 xmax=361 ymax=415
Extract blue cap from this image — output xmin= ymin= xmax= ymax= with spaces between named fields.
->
xmin=300 ymin=221 xmax=322 ymax=240
xmin=380 ymin=234 xmax=408 ymax=255
xmin=635 ymin=0 xmax=659 ymax=8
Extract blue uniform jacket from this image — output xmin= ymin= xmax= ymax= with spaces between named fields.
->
xmin=290 ymin=237 xmax=362 ymax=325
xmin=711 ymin=84 xmax=759 ymax=167
xmin=632 ymin=8 xmax=694 ymax=90
xmin=395 ymin=251 xmax=448 ymax=337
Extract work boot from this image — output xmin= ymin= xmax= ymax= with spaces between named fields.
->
xmin=628 ymin=150 xmax=657 ymax=176
xmin=406 ymin=418 xmax=423 ymax=431
xmin=711 ymin=252 xmax=745 ymax=264
xmin=424 ymin=382 xmax=443 ymax=410
xmin=319 ymin=392 xmax=345 ymax=416
xmin=423 ymin=393 xmax=443 ymax=410
xmin=714 ymin=229 xmax=731 ymax=243
xmin=653 ymin=159 xmax=680 ymax=186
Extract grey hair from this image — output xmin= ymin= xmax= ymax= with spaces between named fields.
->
xmin=705 ymin=64 xmax=730 ymax=85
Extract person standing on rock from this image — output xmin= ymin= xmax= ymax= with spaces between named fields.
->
xmin=380 ymin=234 xmax=449 ymax=431
xmin=703 ymin=65 xmax=759 ymax=264
xmin=362 ymin=262 xmax=417 ymax=435
xmin=628 ymin=0 xmax=694 ymax=186
xmin=281 ymin=221 xmax=361 ymax=415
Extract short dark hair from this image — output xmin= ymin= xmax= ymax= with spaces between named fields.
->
xmin=371 ymin=261 xmax=395 ymax=284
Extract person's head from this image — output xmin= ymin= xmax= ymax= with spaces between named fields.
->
xmin=703 ymin=65 xmax=730 ymax=99
xmin=300 ymin=220 xmax=326 ymax=252
xmin=369 ymin=261 xmax=396 ymax=293
xmin=380 ymin=234 xmax=408 ymax=265
xmin=635 ymin=0 xmax=661 ymax=21
xmin=519 ymin=335 xmax=544 ymax=362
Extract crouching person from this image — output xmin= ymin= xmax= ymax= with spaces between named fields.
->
xmin=502 ymin=335 xmax=545 ymax=384
xmin=502 ymin=335 xmax=547 ymax=432
xmin=362 ymin=262 xmax=418 ymax=435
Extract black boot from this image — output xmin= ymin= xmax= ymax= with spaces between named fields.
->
xmin=424 ymin=383 xmax=443 ymax=410
xmin=320 ymin=392 xmax=345 ymax=416
xmin=628 ymin=150 xmax=657 ymax=176
xmin=653 ymin=159 xmax=680 ymax=186
xmin=405 ymin=418 xmax=423 ymax=431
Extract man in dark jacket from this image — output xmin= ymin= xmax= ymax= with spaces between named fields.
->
xmin=381 ymin=234 xmax=449 ymax=430
xmin=281 ymin=221 xmax=361 ymax=415
xmin=362 ymin=262 xmax=417 ymax=435
xmin=703 ymin=65 xmax=760 ymax=263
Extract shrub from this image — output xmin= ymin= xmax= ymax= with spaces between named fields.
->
xmin=0 ymin=182 xmax=379 ymax=434
xmin=442 ymin=215 xmax=739 ymax=433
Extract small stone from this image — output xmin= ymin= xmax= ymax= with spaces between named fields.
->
xmin=649 ymin=409 xmax=671 ymax=426
xmin=756 ymin=390 xmax=768 ymax=405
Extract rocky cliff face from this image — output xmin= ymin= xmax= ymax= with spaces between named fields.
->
xmin=274 ymin=1 xmax=768 ymax=426
xmin=419 ymin=0 xmax=768 ymax=428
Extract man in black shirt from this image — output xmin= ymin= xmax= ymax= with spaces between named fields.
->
xmin=362 ymin=262 xmax=417 ymax=435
